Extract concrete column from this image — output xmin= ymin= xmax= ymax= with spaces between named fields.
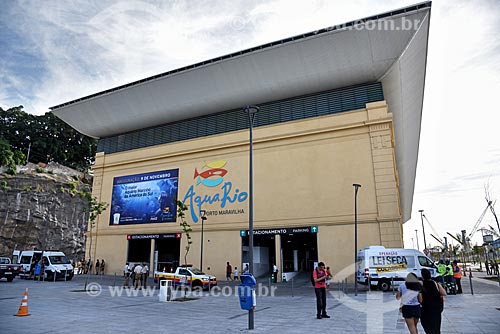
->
xmin=150 ymin=239 xmax=155 ymax=270
xmin=293 ymin=250 xmax=299 ymax=272
xmin=275 ymin=234 xmax=282 ymax=282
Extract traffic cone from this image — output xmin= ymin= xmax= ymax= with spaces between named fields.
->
xmin=14 ymin=288 xmax=31 ymax=317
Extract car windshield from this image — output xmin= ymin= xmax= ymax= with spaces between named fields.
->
xmin=189 ymin=268 xmax=205 ymax=275
xmin=49 ymin=256 xmax=71 ymax=264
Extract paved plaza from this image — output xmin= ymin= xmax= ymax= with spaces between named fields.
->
xmin=1 ymin=273 xmax=499 ymax=333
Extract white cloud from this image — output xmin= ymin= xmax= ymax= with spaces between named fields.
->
xmin=2 ymin=0 xmax=500 ymax=248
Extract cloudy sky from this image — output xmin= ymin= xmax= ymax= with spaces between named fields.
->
xmin=1 ymin=0 xmax=499 ymax=249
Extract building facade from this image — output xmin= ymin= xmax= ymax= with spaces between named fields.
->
xmin=51 ymin=3 xmax=431 ymax=280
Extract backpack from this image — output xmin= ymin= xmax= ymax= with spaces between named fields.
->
xmin=311 ymin=269 xmax=316 ymax=286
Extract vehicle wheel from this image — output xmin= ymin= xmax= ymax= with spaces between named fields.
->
xmin=46 ymin=272 xmax=54 ymax=281
xmin=192 ymin=281 xmax=203 ymax=291
xmin=378 ymin=279 xmax=391 ymax=292
xmin=7 ymin=275 xmax=14 ymax=282
xmin=66 ymin=275 xmax=73 ymax=281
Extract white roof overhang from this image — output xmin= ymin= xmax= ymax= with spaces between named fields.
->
xmin=51 ymin=3 xmax=431 ymax=223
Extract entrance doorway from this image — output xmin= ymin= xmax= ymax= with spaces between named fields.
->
xmin=155 ymin=238 xmax=181 ymax=273
xmin=281 ymin=232 xmax=318 ymax=272
xmin=127 ymin=239 xmax=151 ymax=264
xmin=241 ymin=234 xmax=276 ymax=278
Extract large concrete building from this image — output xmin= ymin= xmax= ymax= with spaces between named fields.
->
xmin=51 ymin=2 xmax=431 ymax=281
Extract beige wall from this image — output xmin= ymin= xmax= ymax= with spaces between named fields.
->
xmin=86 ymin=101 xmax=403 ymax=278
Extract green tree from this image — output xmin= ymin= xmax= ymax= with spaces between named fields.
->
xmin=0 ymin=138 xmax=16 ymax=174
xmin=0 ymin=106 xmax=97 ymax=171
xmin=12 ymin=150 xmax=26 ymax=165
xmin=0 ymin=139 xmax=14 ymax=167
xmin=176 ymin=200 xmax=193 ymax=294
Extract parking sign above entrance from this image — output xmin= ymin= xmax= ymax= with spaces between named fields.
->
xmin=240 ymin=226 xmax=318 ymax=237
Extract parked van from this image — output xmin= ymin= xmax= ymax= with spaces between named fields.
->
xmin=357 ymin=246 xmax=438 ymax=291
xmin=13 ymin=250 xmax=74 ymax=281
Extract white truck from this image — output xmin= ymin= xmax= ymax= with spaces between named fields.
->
xmin=357 ymin=246 xmax=438 ymax=291
xmin=153 ymin=265 xmax=217 ymax=290
xmin=13 ymin=250 xmax=74 ymax=281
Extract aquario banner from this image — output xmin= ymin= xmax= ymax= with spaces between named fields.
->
xmin=110 ymin=169 xmax=179 ymax=225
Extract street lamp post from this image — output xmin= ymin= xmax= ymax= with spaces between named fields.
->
xmin=419 ymin=210 xmax=427 ymax=251
xmin=353 ymin=183 xmax=361 ymax=296
xmin=245 ymin=105 xmax=259 ymax=330
xmin=199 ymin=210 xmax=207 ymax=271
xmin=415 ymin=229 xmax=420 ymax=250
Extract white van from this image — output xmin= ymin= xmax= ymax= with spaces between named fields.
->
xmin=13 ymin=250 xmax=74 ymax=281
xmin=357 ymin=246 xmax=438 ymax=291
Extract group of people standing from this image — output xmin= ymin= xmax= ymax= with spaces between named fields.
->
xmin=436 ymin=259 xmax=463 ymax=294
xmin=484 ymin=259 xmax=499 ymax=275
xmin=76 ymin=258 xmax=105 ymax=275
xmin=122 ymin=262 xmax=149 ymax=289
xmin=226 ymin=262 xmax=249 ymax=281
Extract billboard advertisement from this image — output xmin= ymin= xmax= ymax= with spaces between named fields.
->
xmin=110 ymin=169 xmax=179 ymax=225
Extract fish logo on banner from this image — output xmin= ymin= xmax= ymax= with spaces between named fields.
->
xmin=194 ymin=160 xmax=228 ymax=187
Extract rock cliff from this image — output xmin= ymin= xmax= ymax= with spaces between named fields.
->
xmin=0 ymin=163 xmax=91 ymax=261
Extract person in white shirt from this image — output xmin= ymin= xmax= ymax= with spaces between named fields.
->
xmin=233 ymin=267 xmax=239 ymax=280
xmin=141 ymin=263 xmax=149 ymax=287
xmin=273 ymin=264 xmax=278 ymax=283
xmin=133 ymin=263 xmax=143 ymax=289
xmin=396 ymin=273 xmax=422 ymax=334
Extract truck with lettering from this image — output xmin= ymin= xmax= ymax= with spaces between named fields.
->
xmin=0 ymin=257 xmax=22 ymax=282
xmin=356 ymin=246 xmax=438 ymax=291
xmin=153 ymin=265 xmax=217 ymax=290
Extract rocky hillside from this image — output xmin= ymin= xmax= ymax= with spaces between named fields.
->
xmin=0 ymin=163 xmax=91 ymax=261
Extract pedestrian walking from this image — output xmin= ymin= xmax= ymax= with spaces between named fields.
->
xmin=272 ymin=264 xmax=278 ymax=283
xmin=95 ymin=259 xmax=100 ymax=275
xmin=233 ymin=267 xmax=239 ymax=280
xmin=100 ymin=259 xmax=105 ymax=275
xmin=226 ymin=262 xmax=232 ymax=281
xmin=313 ymin=261 xmax=330 ymax=319
xmin=142 ymin=263 xmax=149 ymax=287
xmin=419 ymin=268 xmax=446 ymax=334
xmin=396 ymin=273 xmax=422 ymax=334
xmin=122 ymin=262 xmax=132 ymax=287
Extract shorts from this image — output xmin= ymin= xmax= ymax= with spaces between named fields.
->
xmin=401 ymin=305 xmax=421 ymax=319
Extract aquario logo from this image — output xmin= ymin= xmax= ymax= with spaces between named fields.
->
xmin=193 ymin=160 xmax=228 ymax=187
xmin=183 ymin=160 xmax=248 ymax=222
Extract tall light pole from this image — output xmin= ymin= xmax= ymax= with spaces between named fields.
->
xmin=199 ymin=210 xmax=207 ymax=271
xmin=419 ymin=210 xmax=427 ymax=251
xmin=353 ymin=183 xmax=361 ymax=296
xmin=415 ymin=229 xmax=420 ymax=250
xmin=245 ymin=105 xmax=259 ymax=330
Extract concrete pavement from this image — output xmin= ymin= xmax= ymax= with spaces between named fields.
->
xmin=0 ymin=274 xmax=499 ymax=333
